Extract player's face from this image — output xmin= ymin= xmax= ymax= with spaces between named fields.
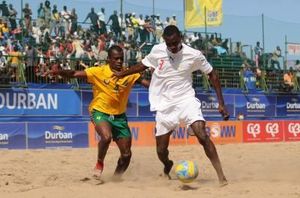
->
xmin=164 ymin=33 xmax=182 ymax=54
xmin=108 ymin=49 xmax=124 ymax=72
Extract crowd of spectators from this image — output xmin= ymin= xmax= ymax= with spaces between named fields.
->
xmin=0 ymin=0 xmax=299 ymax=93
xmin=239 ymin=42 xmax=300 ymax=92
xmin=0 ymin=0 xmax=185 ymax=84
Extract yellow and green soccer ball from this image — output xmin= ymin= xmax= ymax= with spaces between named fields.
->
xmin=175 ymin=160 xmax=199 ymax=183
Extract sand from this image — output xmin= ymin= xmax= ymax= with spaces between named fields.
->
xmin=0 ymin=142 xmax=300 ymax=198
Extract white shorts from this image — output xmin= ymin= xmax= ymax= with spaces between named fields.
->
xmin=155 ymin=97 xmax=205 ymax=136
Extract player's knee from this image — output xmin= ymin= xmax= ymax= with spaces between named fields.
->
xmin=121 ymin=150 xmax=132 ymax=162
xmin=100 ymin=135 xmax=112 ymax=145
xmin=195 ymin=130 xmax=210 ymax=145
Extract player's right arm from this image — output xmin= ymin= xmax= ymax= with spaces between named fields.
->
xmin=194 ymin=50 xmax=230 ymax=120
xmin=50 ymin=69 xmax=87 ymax=78
xmin=114 ymin=62 xmax=148 ymax=78
xmin=114 ymin=44 xmax=158 ymax=78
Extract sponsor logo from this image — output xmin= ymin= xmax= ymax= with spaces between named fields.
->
xmin=291 ymin=98 xmax=298 ymax=102
xmin=202 ymin=96 xmax=219 ymax=109
xmin=53 ymin=125 xmax=64 ymax=131
xmin=210 ymin=123 xmax=221 ymax=138
xmin=131 ymin=127 xmax=139 ymax=140
xmin=247 ymin=123 xmax=260 ymax=137
xmin=246 ymin=97 xmax=266 ymax=110
xmin=0 ymin=133 xmax=8 ymax=143
xmin=208 ymin=96 xmax=216 ymax=101
xmin=45 ymin=125 xmax=73 ymax=143
xmin=265 ymin=123 xmax=279 ymax=137
xmin=172 ymin=127 xmax=188 ymax=139
xmin=0 ymin=93 xmax=58 ymax=110
xmin=0 ymin=133 xmax=9 ymax=145
xmin=288 ymin=123 xmax=300 ymax=137
xmin=0 ymin=133 xmax=8 ymax=141
xmin=206 ymin=123 xmax=236 ymax=138
xmin=286 ymin=102 xmax=300 ymax=110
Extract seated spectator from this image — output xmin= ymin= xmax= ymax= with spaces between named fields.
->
xmin=221 ymin=39 xmax=229 ymax=53
xmin=283 ymin=68 xmax=294 ymax=92
xmin=209 ymin=34 xmax=218 ymax=46
xmin=214 ymin=45 xmax=227 ymax=56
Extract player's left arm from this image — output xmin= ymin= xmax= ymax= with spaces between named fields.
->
xmin=208 ymin=69 xmax=230 ymax=120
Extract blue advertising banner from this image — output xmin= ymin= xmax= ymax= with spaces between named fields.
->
xmin=235 ymin=95 xmax=276 ymax=117
xmin=0 ymin=89 xmax=81 ymax=116
xmin=127 ymin=92 xmax=138 ymax=117
xmin=0 ymin=123 xmax=26 ymax=149
xmin=196 ymin=94 xmax=235 ymax=117
xmin=81 ymin=90 xmax=92 ymax=116
xmin=138 ymin=92 xmax=154 ymax=117
xmin=81 ymin=90 xmax=138 ymax=117
xmin=276 ymin=96 xmax=300 ymax=117
xmin=27 ymin=122 xmax=88 ymax=149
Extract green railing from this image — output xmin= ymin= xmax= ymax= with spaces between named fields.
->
xmin=1 ymin=53 xmax=299 ymax=92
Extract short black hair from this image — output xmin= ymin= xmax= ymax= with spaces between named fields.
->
xmin=163 ymin=25 xmax=181 ymax=37
xmin=108 ymin=45 xmax=123 ymax=58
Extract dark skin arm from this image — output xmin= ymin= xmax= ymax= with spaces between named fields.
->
xmin=48 ymin=68 xmax=87 ymax=78
xmin=114 ymin=63 xmax=148 ymax=78
xmin=49 ymin=66 xmax=151 ymax=87
xmin=208 ymin=69 xmax=230 ymax=120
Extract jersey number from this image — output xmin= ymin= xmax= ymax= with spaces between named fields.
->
xmin=158 ymin=59 xmax=165 ymax=70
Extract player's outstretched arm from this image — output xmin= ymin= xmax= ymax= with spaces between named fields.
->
xmin=114 ymin=63 xmax=148 ymax=78
xmin=48 ymin=68 xmax=87 ymax=79
xmin=208 ymin=69 xmax=230 ymax=120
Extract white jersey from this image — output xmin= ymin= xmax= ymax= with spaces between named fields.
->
xmin=142 ymin=43 xmax=213 ymax=111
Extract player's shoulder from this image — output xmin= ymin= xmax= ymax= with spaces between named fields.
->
xmin=182 ymin=43 xmax=202 ymax=56
xmin=151 ymin=43 xmax=167 ymax=52
xmin=85 ymin=64 xmax=107 ymax=73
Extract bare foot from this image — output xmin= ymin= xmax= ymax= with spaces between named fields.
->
xmin=219 ymin=178 xmax=228 ymax=187
xmin=93 ymin=163 xmax=103 ymax=178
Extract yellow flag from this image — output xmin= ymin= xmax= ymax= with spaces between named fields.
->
xmin=185 ymin=0 xmax=223 ymax=28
